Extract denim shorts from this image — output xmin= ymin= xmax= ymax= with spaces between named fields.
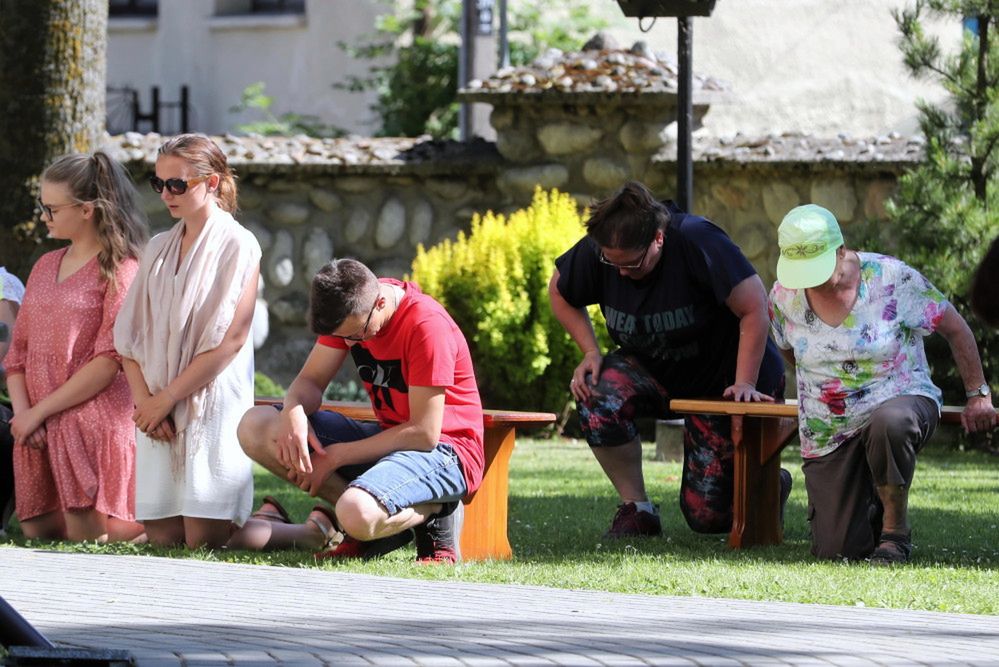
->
xmin=307 ymin=410 xmax=467 ymax=516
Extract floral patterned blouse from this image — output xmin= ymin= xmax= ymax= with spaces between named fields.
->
xmin=769 ymin=252 xmax=947 ymax=458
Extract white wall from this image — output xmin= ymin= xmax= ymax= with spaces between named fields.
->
xmin=107 ymin=0 xmax=384 ymax=135
xmin=107 ymin=0 xmax=962 ymax=139
xmin=595 ymin=0 xmax=961 ymax=138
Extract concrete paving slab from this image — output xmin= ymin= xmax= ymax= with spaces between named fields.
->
xmin=1 ymin=548 xmax=997 ymax=666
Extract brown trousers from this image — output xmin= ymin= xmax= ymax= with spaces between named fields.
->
xmin=802 ymin=395 xmax=939 ymax=560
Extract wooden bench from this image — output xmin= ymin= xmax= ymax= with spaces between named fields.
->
xmin=669 ymin=399 xmax=983 ymax=549
xmin=254 ymin=398 xmax=556 ymax=561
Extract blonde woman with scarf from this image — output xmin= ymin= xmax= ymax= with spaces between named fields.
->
xmin=115 ymin=134 xmax=261 ymax=548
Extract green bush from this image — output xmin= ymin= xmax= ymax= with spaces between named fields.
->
xmin=254 ymin=371 xmax=285 ymax=399
xmin=409 ymin=188 xmax=609 ymax=412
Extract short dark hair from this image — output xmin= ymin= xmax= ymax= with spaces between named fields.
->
xmin=971 ymin=234 xmax=999 ymax=327
xmin=585 ymin=181 xmax=670 ymax=249
xmin=309 ymin=258 xmax=380 ymax=335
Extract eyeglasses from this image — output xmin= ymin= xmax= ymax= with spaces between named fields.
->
xmin=149 ymin=174 xmax=211 ymax=195
xmin=36 ymin=199 xmax=81 ymax=221
xmin=599 ymin=244 xmax=651 ymax=270
xmin=338 ymin=299 xmax=378 ymax=342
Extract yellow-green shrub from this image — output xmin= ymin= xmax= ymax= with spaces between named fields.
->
xmin=410 ymin=188 xmax=608 ymax=412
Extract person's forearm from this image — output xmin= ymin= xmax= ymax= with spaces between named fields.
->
xmin=121 ymin=357 xmax=152 ymax=404
xmin=6 ymin=373 xmax=30 ymax=414
xmin=31 ymin=356 xmax=120 ymax=420
xmin=943 ymin=316 xmax=988 ymax=392
xmin=163 ymin=340 xmax=245 ymax=403
xmin=734 ymin=308 xmax=769 ymax=387
xmin=283 ymin=375 xmax=326 ymax=416
xmin=328 ymin=421 xmax=440 ymax=469
xmin=549 ymin=276 xmax=600 ymax=355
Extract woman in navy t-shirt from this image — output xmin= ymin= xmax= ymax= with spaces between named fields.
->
xmin=549 ymin=181 xmax=785 ymax=538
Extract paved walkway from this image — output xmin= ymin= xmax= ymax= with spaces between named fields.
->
xmin=2 ymin=548 xmax=998 ymax=666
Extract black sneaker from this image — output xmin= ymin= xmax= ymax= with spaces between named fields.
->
xmin=869 ymin=531 xmax=912 ymax=566
xmin=415 ymin=502 xmax=463 ymax=564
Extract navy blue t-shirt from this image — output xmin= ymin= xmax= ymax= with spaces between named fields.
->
xmin=554 ymin=201 xmax=784 ymax=399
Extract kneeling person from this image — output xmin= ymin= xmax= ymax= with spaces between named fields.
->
xmin=238 ymin=259 xmax=484 ymax=562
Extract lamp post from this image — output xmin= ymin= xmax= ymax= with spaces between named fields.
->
xmin=615 ymin=1 xmax=718 ymax=212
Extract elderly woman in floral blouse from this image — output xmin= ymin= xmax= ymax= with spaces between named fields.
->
xmin=769 ymin=205 xmax=996 ymax=565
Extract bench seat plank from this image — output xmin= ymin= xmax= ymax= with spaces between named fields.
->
xmin=253 ymin=398 xmax=556 ymax=560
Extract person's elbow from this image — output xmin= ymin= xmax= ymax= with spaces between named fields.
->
xmin=409 ymin=420 xmax=443 ymax=451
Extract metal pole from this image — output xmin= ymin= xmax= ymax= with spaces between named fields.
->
xmin=458 ymin=0 xmax=470 ymax=141
xmin=0 ymin=595 xmax=54 ymax=649
xmin=498 ymin=0 xmax=509 ymax=68
xmin=180 ymin=85 xmax=190 ymax=133
xmin=677 ymin=16 xmax=693 ymax=212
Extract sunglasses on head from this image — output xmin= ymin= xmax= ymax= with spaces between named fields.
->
xmin=149 ymin=174 xmax=210 ymax=195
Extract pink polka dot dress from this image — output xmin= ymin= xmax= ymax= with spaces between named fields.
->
xmin=4 ymin=249 xmax=138 ymax=521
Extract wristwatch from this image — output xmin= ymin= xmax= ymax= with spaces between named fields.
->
xmin=966 ymin=382 xmax=991 ymax=399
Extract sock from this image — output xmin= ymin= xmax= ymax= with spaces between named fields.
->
xmin=634 ymin=500 xmax=657 ymax=515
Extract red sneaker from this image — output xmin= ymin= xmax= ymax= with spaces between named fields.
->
xmin=603 ymin=502 xmax=662 ymax=539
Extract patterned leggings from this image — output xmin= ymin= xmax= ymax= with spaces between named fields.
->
xmin=577 ymin=352 xmax=783 ymax=534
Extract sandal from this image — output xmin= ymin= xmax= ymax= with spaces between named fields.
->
xmin=250 ymin=495 xmax=292 ymax=524
xmin=869 ymin=531 xmax=912 ymax=566
xmin=306 ymin=504 xmax=343 ymax=550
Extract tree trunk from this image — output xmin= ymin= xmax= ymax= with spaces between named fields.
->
xmin=972 ymin=14 xmax=989 ymax=203
xmin=0 ymin=0 xmax=108 ymax=278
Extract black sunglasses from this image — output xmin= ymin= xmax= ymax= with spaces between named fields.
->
xmin=149 ymin=174 xmax=210 ymax=195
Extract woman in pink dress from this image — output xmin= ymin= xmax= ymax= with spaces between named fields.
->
xmin=4 ymin=152 xmax=148 ymax=542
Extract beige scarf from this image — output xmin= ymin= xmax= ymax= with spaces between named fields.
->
xmin=114 ymin=205 xmax=258 ymax=466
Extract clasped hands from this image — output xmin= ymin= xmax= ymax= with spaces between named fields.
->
xmin=10 ymin=406 xmax=47 ymax=449
xmin=132 ymin=390 xmax=176 ymax=442
xmin=273 ymin=414 xmax=332 ymax=497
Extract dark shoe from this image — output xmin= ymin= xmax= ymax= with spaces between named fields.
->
xmin=250 ymin=495 xmax=292 ymax=524
xmin=869 ymin=531 xmax=912 ymax=566
xmin=603 ymin=502 xmax=662 ymax=539
xmin=415 ymin=502 xmax=463 ymax=564
xmin=314 ymin=529 xmax=413 ymax=560
xmin=779 ymin=468 xmax=793 ymax=526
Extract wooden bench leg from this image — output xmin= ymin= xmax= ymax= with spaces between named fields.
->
xmin=459 ymin=425 xmax=515 ymax=560
xmin=728 ymin=416 xmax=784 ymax=549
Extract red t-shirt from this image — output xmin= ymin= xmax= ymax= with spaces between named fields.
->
xmin=318 ymin=280 xmax=485 ymax=493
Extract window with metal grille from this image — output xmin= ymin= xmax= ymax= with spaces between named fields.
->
xmin=250 ymin=0 xmax=304 ymax=13
xmin=109 ymin=0 xmax=158 ymax=16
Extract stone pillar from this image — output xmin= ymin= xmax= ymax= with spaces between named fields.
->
xmin=461 ymin=86 xmax=710 ymax=205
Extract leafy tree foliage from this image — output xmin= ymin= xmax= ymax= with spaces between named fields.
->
xmin=338 ymin=0 xmax=606 ymax=138
xmin=877 ymin=1 xmax=999 ymax=401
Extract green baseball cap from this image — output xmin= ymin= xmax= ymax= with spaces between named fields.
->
xmin=776 ymin=204 xmax=844 ymax=289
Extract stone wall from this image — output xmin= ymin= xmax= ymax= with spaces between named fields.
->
xmin=112 ymin=130 xmax=913 ymax=387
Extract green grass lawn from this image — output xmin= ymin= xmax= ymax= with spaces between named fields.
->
xmin=3 ymin=437 xmax=997 ymax=614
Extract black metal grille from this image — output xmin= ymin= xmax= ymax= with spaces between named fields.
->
xmin=109 ymin=0 xmax=158 ymax=16
xmin=250 ymin=0 xmax=305 ymax=13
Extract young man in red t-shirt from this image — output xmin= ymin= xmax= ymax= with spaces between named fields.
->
xmin=237 ymin=259 xmax=483 ymax=562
